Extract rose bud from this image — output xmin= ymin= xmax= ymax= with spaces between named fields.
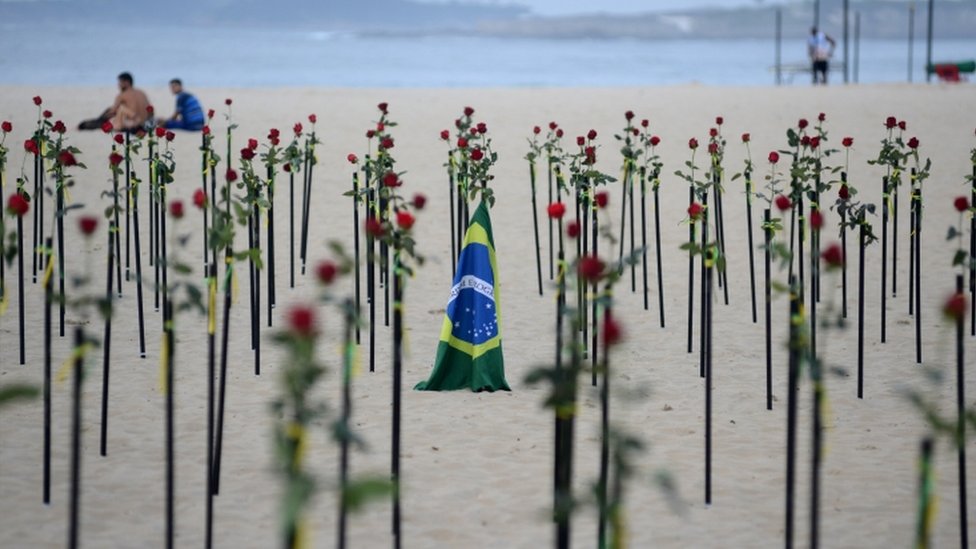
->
xmin=477 ymin=122 xmax=487 ymax=134
xmin=649 ymin=135 xmax=660 ymax=147
xmin=800 ymin=135 xmax=811 ymax=147
xmin=308 ymin=114 xmax=317 ymax=123
xmin=155 ymin=126 xmax=166 ymax=138
xmin=566 ymin=220 xmax=580 ymax=239
xmin=688 ymin=138 xmax=698 ymax=150
xmin=57 ymin=150 xmax=77 ymax=166
xmin=898 ymin=120 xmax=906 ymax=131
xmin=6 ymin=193 xmax=29 ymax=217
xmin=395 ymin=210 xmax=416 ymax=230
xmin=839 ymin=185 xmax=850 ymax=200
xmin=632 ymin=128 xmax=639 ymax=136
xmin=549 ymin=121 xmax=558 ymax=130
xmin=885 ymin=116 xmax=897 ymax=129
xmin=43 ymin=110 xmax=53 ymax=119
xmin=33 ymin=95 xmax=42 ymax=106
xmin=533 ymin=126 xmax=541 ymax=135
xmin=818 ymin=112 xmax=826 ymax=122
xmin=316 ymin=261 xmax=338 ymax=285
xmin=146 ymin=105 xmax=154 ymax=115
xmin=366 ymin=129 xmax=376 ymax=139
xmin=470 ymin=148 xmax=484 ymax=161
xmin=641 ymin=119 xmax=649 ymax=128
xmin=463 ymin=106 xmax=474 ymax=116
xmin=809 ymin=136 xmax=820 ymax=149
xmin=165 ymin=131 xmax=175 ymax=142
xmin=135 ymin=129 xmax=146 ymax=139
xmin=821 ymin=243 xmax=844 ymax=268
xmin=78 ymin=215 xmax=98 ymax=236
xmin=240 ymin=147 xmax=255 ymax=160
xmin=114 ymin=133 xmax=124 ymax=144
xmin=587 ymin=129 xmax=597 ymax=140
xmin=594 ymin=190 xmax=609 ymax=209
xmin=954 ymin=196 xmax=969 ymax=212
xmin=715 ymin=116 xmax=724 ymax=126
xmin=457 ymin=137 xmax=468 ymax=149
xmin=584 ymin=146 xmax=596 ymax=164
xmin=207 ymin=109 xmax=215 ymax=119
xmin=576 ymin=136 xmax=585 ymax=147
xmin=556 ymin=129 xmax=564 ymax=138
xmin=687 ymin=201 xmax=703 ymax=221
xmin=602 ymin=310 xmax=624 ymax=347
xmin=225 ymin=168 xmax=238 ymax=182
xmin=287 ymin=306 xmax=316 ymax=337
xmin=0 ymin=121 xmax=10 ymax=133
xmin=625 ymin=110 xmax=634 ymax=121
xmin=907 ymin=137 xmax=919 ymax=149
xmin=365 ymin=216 xmax=385 ymax=237
xmin=809 ymin=209 xmax=824 ymax=230
xmin=169 ymin=200 xmax=185 ymax=219
xmin=768 ymin=151 xmax=779 ymax=164
xmin=382 ymin=172 xmax=400 ymax=187
xmin=347 ymin=153 xmax=358 ymax=164
xmin=578 ymin=255 xmax=605 ymax=283
xmin=798 ymin=118 xmax=808 ymax=129
xmin=943 ymin=293 xmax=967 ymax=321
xmin=51 ymin=120 xmax=65 ymax=133
xmin=376 ymin=122 xmax=385 ymax=132
xmin=293 ymin=122 xmax=303 ymax=135
xmin=547 ymin=202 xmax=566 ymax=219
xmin=193 ymin=188 xmax=207 ymax=209
xmin=775 ymin=194 xmax=791 ymax=211
xmin=708 ymin=142 xmax=718 ymax=155
xmin=225 ymin=98 xmax=233 ymax=106
xmin=109 ymin=152 xmax=124 ymax=166
xmin=269 ymin=128 xmax=280 ymax=139
xmin=709 ymin=128 xmax=718 ymax=138
xmin=412 ymin=193 xmax=427 ymax=210
xmin=101 ymin=120 xmax=113 ymax=133
xmin=440 ymin=129 xmax=450 ymax=141
xmin=378 ymin=102 xmax=388 ymax=113
xmin=24 ymin=139 xmax=39 ymax=155
xmin=248 ymin=138 xmax=258 ymax=150
xmin=454 ymin=118 xmax=462 ymax=128
xmin=283 ymin=164 xmax=292 ymax=173
xmin=842 ymin=137 xmax=853 ymax=147
xmin=741 ymin=133 xmax=750 ymax=143
xmin=380 ymin=137 xmax=394 ymax=149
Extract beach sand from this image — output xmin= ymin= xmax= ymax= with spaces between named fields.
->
xmin=1 ymin=84 xmax=974 ymax=548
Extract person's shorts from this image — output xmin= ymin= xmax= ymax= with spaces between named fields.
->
xmin=813 ymin=60 xmax=829 ymax=74
xmin=163 ymin=118 xmax=204 ymax=131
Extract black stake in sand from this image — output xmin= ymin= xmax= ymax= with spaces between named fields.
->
xmin=353 ymin=172 xmax=362 ymax=344
xmin=68 ymin=327 xmax=84 ymax=549
xmin=132 ymin=176 xmax=146 ymax=357
xmin=841 ymin=173 xmax=849 ymax=319
xmin=764 ymin=209 xmax=772 ymax=410
xmin=881 ymin=176 xmax=888 ymax=343
xmin=654 ymin=170 xmax=665 ymax=327
xmin=687 ymin=186 xmax=695 ymax=353
xmin=914 ymin=180 xmax=922 ymax=364
xmin=391 ymin=260 xmax=404 ymax=549
xmin=267 ymin=166 xmax=276 ymax=327
xmin=858 ymin=212 xmax=866 ymax=398
xmin=164 ymin=298 xmax=175 ymax=549
xmin=18 ymin=191 xmax=26 ymax=364
xmin=530 ymin=161 xmax=543 ymax=296
xmin=640 ymin=167 xmax=649 ymax=311
xmin=100 ymin=222 xmax=115 ymax=456
xmin=206 ymin=263 xmax=216 ymax=549
xmin=212 ymin=248 xmax=233 ymax=495
xmin=43 ymin=239 xmax=53 ymax=504
xmin=785 ymin=275 xmax=800 ymax=549
xmin=954 ymin=275 xmax=969 ymax=548
xmin=746 ymin=172 xmax=758 ymax=323
xmin=704 ymin=253 xmax=714 ymax=504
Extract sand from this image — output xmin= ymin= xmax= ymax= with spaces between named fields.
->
xmin=0 ymin=83 xmax=974 ymax=548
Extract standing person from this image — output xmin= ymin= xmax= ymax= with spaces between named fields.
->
xmin=78 ymin=72 xmax=153 ymax=131
xmin=160 ymin=78 xmax=205 ymax=131
xmin=808 ymin=26 xmax=836 ymax=85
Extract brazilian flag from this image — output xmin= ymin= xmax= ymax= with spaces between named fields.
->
xmin=415 ymin=202 xmax=510 ymax=392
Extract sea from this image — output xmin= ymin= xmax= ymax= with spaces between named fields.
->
xmin=1 ymin=22 xmax=974 ymax=87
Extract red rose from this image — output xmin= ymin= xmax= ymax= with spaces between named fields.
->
xmin=347 ymin=153 xmax=358 ymax=164
xmin=457 ymin=137 xmax=468 ymax=149
xmin=818 ymin=112 xmax=826 ymax=122
xmin=625 ymin=110 xmax=634 ymax=121
xmin=715 ymin=116 xmax=724 ymax=126
xmin=114 ymin=133 xmax=124 ymax=144
xmin=533 ymin=126 xmax=541 ymax=135
xmin=376 ymin=122 xmax=384 ymax=132
xmin=225 ymin=98 xmax=232 ymax=106
xmin=687 ymin=201 xmax=703 ymax=220
xmin=584 ymin=146 xmax=596 ymax=165
xmin=631 ymin=129 xmax=639 ymax=136
xmin=169 ymin=200 xmax=184 ymax=219
xmin=43 ymin=110 xmax=52 ymax=119
xmin=366 ymin=130 xmax=376 ymax=139
xmin=594 ymin=190 xmax=609 ymax=209
xmin=155 ymin=127 xmax=166 ymax=138
xmin=78 ymin=215 xmax=98 ymax=236
xmin=708 ymin=142 xmax=718 ymax=155
xmin=576 ymin=136 xmax=585 ymax=147
xmin=225 ymin=168 xmax=238 ymax=182
xmin=316 ymin=261 xmax=338 ymax=285
xmin=587 ymin=129 xmax=597 ymax=140
xmin=602 ymin=310 xmax=623 ymax=347
xmin=944 ymin=293 xmax=967 ymax=321
xmin=24 ymin=139 xmax=39 ymax=155
xmin=283 ymin=164 xmax=292 ymax=173
xmin=240 ymin=147 xmax=255 ymax=160
xmin=821 ymin=243 xmax=843 ymax=268
xmin=135 ymin=129 xmax=146 ymax=139
xmin=469 ymin=127 xmax=479 ymax=136
xmin=248 ymin=138 xmax=258 ymax=150
xmin=556 ymin=129 xmax=564 ymax=138
xmin=898 ymin=120 xmax=906 ymax=131
xmin=146 ymin=105 xmax=154 ymax=115
xmin=269 ymin=128 xmax=280 ymax=139
xmin=33 ymin=96 xmax=42 ymax=106
xmin=193 ymin=188 xmax=207 ymax=209
xmin=100 ymin=120 xmax=113 ymax=133
xmin=688 ymin=138 xmax=698 ymax=150
xmin=839 ymin=185 xmax=850 ymax=200
xmin=207 ymin=109 xmax=215 ymax=119
xmin=842 ymin=137 xmax=853 ymax=147
xmin=809 ymin=136 xmax=820 ymax=149
xmin=470 ymin=148 xmax=484 ymax=161
xmin=202 ymin=126 xmax=211 ymax=136
xmin=800 ymin=135 xmax=811 ymax=147
xmin=477 ymin=122 xmax=487 ymax=134
xmin=641 ymin=119 xmax=649 ymax=128
xmin=768 ymin=151 xmax=779 ymax=164
xmin=395 ymin=210 xmax=415 ymax=230
xmin=287 ymin=306 xmax=316 ymax=337
xmin=798 ymin=118 xmax=809 ymax=129
xmin=51 ymin=120 xmax=65 ymax=133
xmin=454 ymin=118 xmax=462 ymax=128
xmin=1 ymin=120 xmax=12 ymax=133
xmin=382 ymin=172 xmax=400 ymax=187
xmin=547 ymin=202 xmax=566 ymax=219
xmin=954 ymin=196 xmax=969 ymax=212
xmin=109 ymin=152 xmax=124 ymax=166
xmin=440 ymin=129 xmax=450 ymax=141
xmin=365 ymin=216 xmax=385 ymax=237
xmin=907 ymin=137 xmax=919 ymax=149
xmin=57 ymin=150 xmax=77 ymax=166
xmin=269 ymin=136 xmax=280 ymax=146
xmin=463 ymin=106 xmax=474 ymax=116
xmin=378 ymin=102 xmax=388 ymax=113
xmin=775 ymin=194 xmax=791 ymax=211
xmin=308 ymin=114 xmax=317 ymax=124
xmin=293 ymin=123 xmax=303 ymax=136
xmin=709 ymin=128 xmax=718 ymax=138
xmin=885 ymin=116 xmax=897 ymax=129
xmin=566 ymin=220 xmax=580 ymax=239
xmin=412 ymin=193 xmax=427 ymax=210
xmin=741 ymin=133 xmax=750 ymax=143
xmin=809 ymin=208 xmax=823 ymax=230
xmin=380 ymin=137 xmax=394 ymax=149
xmin=165 ymin=131 xmax=175 ymax=142
xmin=549 ymin=121 xmax=558 ymax=130
xmin=6 ymin=193 xmax=29 ymax=217
xmin=649 ymin=135 xmax=660 ymax=147
xmin=578 ymin=255 xmax=605 ymax=283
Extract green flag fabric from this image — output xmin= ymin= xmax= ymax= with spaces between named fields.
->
xmin=415 ymin=202 xmax=511 ymax=392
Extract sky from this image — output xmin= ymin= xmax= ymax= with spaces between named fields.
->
xmin=420 ymin=0 xmax=791 ymax=16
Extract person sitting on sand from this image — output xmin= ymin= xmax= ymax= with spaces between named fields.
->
xmin=78 ymin=72 xmax=153 ymax=131
xmin=160 ymin=78 xmax=205 ymax=131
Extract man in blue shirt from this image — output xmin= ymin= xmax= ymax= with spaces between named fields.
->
xmin=161 ymin=78 xmax=205 ymax=131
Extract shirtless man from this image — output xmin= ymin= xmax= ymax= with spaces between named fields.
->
xmin=107 ymin=72 xmax=152 ymax=130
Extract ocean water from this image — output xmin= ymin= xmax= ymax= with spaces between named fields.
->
xmin=1 ymin=22 xmax=973 ymax=87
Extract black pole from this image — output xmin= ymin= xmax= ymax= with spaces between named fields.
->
xmin=970 ymin=166 xmax=976 ymax=336
xmin=112 ymin=149 xmax=122 ymax=297
xmin=925 ymin=0 xmax=934 ymax=83
xmin=705 ymin=257 xmax=713 ymax=504
xmin=548 ymin=158 xmax=554 ymax=280
xmin=640 ymin=167 xmax=649 ymax=311
xmin=206 ymin=263 xmax=216 ymax=549
xmin=688 ymin=186 xmax=695 ymax=353
xmin=915 ymin=185 xmax=921 ymax=364
xmin=392 ymin=260 xmax=403 ymax=549
xmin=125 ymin=133 xmax=132 ymax=282
xmin=553 ymin=251 xmax=568 ymax=549
xmin=267 ymin=168 xmax=276 ymax=327
xmin=530 ymin=161 xmax=543 ymax=296
xmin=597 ymin=305 xmax=611 ymax=546
xmin=253 ymin=208 xmax=261 ymax=375
xmin=881 ymin=177 xmax=888 ymax=343
xmin=338 ymin=300 xmax=354 ymax=549
xmin=764 ymin=209 xmax=772 ymax=411
xmin=841 ymin=174 xmax=849 ymax=319
xmin=785 ymin=275 xmax=799 ymax=549
xmin=43 ymin=239 xmax=53 ymax=504
xmin=290 ymin=170 xmax=295 ymax=288
xmin=18 ymin=200 xmax=25 ymax=365
xmin=955 ymin=274 xmax=969 ymax=548
xmin=858 ymin=212 xmax=866 ymax=398
xmin=714 ymin=173 xmax=729 ymax=305
xmin=32 ymin=148 xmax=39 ymax=283
xmin=591 ymin=207 xmax=599 ymax=380
xmin=449 ymin=154 xmax=456 ymax=277
xmin=202 ymin=138 xmax=209 ymax=274
xmin=353 ymin=172 xmax=362 ymax=344
xmin=164 ymin=299 xmax=175 ymax=549
xmin=746 ymin=172 xmax=757 ymax=323
xmin=100 ymin=222 xmax=115 ymax=456
xmin=132 ymin=179 xmax=146 ymax=358
xmin=654 ymin=173 xmax=665 ymax=327
xmin=630 ymin=167 xmax=636 ymax=293
xmin=368 ymin=190 xmax=376 ymax=373
xmin=68 ymin=327 xmax=84 ymax=549
xmin=57 ymin=185 xmax=65 ymax=336
xmin=700 ymin=189 xmax=708 ymax=379
xmin=212 ymin=248 xmax=233 ymax=495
